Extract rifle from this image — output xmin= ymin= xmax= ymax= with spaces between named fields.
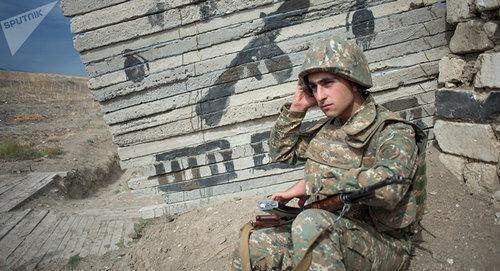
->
xmin=252 ymin=175 xmax=409 ymax=228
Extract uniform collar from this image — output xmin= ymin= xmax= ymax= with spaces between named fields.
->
xmin=341 ymin=95 xmax=377 ymax=136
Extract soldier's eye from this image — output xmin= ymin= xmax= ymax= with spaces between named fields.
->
xmin=324 ymin=80 xmax=335 ymax=86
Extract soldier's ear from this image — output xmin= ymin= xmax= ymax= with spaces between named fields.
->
xmin=351 ymin=83 xmax=358 ymax=93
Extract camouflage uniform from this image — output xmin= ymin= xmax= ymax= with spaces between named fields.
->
xmin=231 ymin=37 xmax=425 ymax=271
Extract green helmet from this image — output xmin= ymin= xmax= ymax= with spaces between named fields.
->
xmin=298 ymin=36 xmax=373 ymax=95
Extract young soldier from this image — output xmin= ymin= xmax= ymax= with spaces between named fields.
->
xmin=231 ymin=36 xmax=427 ymax=270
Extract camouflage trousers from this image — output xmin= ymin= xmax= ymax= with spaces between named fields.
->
xmin=231 ymin=209 xmax=411 ymax=271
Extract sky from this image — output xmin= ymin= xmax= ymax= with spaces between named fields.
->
xmin=0 ymin=0 xmax=87 ymax=76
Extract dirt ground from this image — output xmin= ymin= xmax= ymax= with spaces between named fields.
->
xmin=39 ymin=145 xmax=499 ymax=271
xmin=1 ymin=72 xmax=499 ymax=270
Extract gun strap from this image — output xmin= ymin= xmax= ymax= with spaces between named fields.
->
xmin=293 ymin=249 xmax=312 ymax=271
xmin=239 ymin=222 xmax=254 ymax=271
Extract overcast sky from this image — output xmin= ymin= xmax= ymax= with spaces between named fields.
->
xmin=0 ymin=0 xmax=87 ymax=76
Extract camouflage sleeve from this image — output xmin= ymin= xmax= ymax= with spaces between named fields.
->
xmin=316 ymin=122 xmax=418 ymax=210
xmin=268 ymin=103 xmax=311 ymax=165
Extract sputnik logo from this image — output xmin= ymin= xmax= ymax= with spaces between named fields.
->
xmin=1 ymin=1 xmax=58 ymax=56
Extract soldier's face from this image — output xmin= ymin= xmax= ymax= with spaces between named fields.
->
xmin=307 ymin=72 xmax=355 ymax=119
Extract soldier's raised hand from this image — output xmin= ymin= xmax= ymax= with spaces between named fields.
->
xmin=290 ymin=81 xmax=317 ymax=112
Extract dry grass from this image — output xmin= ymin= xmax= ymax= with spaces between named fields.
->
xmin=0 ymin=137 xmax=64 ymax=160
xmin=9 ymin=113 xmax=45 ymax=123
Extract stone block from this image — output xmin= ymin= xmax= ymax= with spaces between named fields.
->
xmin=475 ymin=53 xmax=500 ymax=88
xmin=69 ymin=0 xmax=170 ymax=34
xmin=446 ymin=0 xmax=475 ymax=24
xmin=434 ymin=120 xmax=499 ymax=162
xmin=494 ymin=123 xmax=500 ymax=138
xmin=438 ymin=152 xmax=466 ymax=181
xmin=371 ymin=61 xmax=440 ymax=92
xmin=60 ymin=0 xmax=128 ymax=17
xmin=435 ymin=88 xmax=500 ymax=122
xmin=73 ymin=9 xmax=182 ymax=52
xmin=450 ymin=20 xmax=494 ymax=53
xmin=438 ymin=56 xmax=466 ymax=86
xmin=475 ymin=0 xmax=500 ymax=11
xmin=463 ymin=162 xmax=500 ymax=198
xmin=483 ymin=21 xmax=500 ymax=43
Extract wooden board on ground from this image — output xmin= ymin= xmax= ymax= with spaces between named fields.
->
xmin=0 ymin=172 xmax=66 ymax=213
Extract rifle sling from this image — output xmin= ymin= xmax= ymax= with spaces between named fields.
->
xmin=239 ymin=222 xmax=253 ymax=271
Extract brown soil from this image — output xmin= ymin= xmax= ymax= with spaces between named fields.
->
xmin=0 ymin=71 xmax=116 ymax=177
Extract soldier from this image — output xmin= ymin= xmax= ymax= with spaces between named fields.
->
xmin=231 ymin=36 xmax=427 ymax=270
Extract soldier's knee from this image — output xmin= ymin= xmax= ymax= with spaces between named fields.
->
xmin=294 ymin=208 xmax=328 ymax=224
xmin=292 ymin=209 xmax=352 ymax=240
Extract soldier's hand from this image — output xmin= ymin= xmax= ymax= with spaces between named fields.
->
xmin=290 ymin=82 xmax=317 ymax=112
xmin=270 ymin=180 xmax=306 ymax=205
xmin=270 ymin=191 xmax=294 ymax=205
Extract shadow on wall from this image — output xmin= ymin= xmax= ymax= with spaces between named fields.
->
xmin=195 ymin=0 xmax=311 ymax=127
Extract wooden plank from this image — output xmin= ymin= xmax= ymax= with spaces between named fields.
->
xmin=37 ymin=214 xmax=78 ymax=266
xmin=0 ymin=209 xmax=32 ymax=240
xmin=43 ymin=215 xmax=84 ymax=264
xmin=89 ymin=220 xmax=109 ymax=256
xmin=79 ymin=218 xmax=103 ymax=257
xmin=98 ymin=220 xmax=116 ymax=255
xmin=55 ymin=215 xmax=84 ymax=255
xmin=6 ymin=211 xmax=61 ymax=269
xmin=0 ymin=177 xmax=34 ymax=210
xmin=0 ymin=212 xmax=14 ymax=227
xmin=0 ymin=175 xmax=29 ymax=196
xmin=0 ymin=173 xmax=61 ymax=213
xmin=109 ymin=220 xmax=125 ymax=250
xmin=0 ymin=210 xmax=48 ymax=259
xmin=24 ymin=215 xmax=73 ymax=270
xmin=62 ymin=215 xmax=94 ymax=259
xmin=0 ymin=174 xmax=46 ymax=213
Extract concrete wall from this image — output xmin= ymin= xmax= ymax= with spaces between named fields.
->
xmin=60 ymin=0 xmax=449 ymax=215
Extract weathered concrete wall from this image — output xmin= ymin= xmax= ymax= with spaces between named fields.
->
xmin=435 ymin=0 xmax=500 ymax=202
xmin=61 ymin=0 xmax=449 ymax=215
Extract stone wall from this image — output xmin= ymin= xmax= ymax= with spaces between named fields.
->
xmin=435 ymin=0 xmax=500 ymax=202
xmin=60 ymin=0 xmax=449 ymax=215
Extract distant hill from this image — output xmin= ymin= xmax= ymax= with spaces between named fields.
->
xmin=0 ymin=70 xmax=89 ymax=103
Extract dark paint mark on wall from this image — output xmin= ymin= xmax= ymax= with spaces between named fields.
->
xmin=382 ymin=97 xmax=419 ymax=112
xmin=123 ymin=49 xmax=150 ymax=83
xmin=156 ymin=139 xmax=231 ymax=161
xmin=250 ymin=131 xmax=299 ymax=171
xmin=196 ymin=0 xmax=311 ymax=127
xmin=154 ymin=139 xmax=237 ymax=184
xmin=346 ymin=0 xmax=376 ymax=50
xmin=436 ymin=90 xmax=500 ymax=122
xmin=199 ymin=0 xmax=218 ymax=21
xmin=250 ymin=131 xmax=270 ymax=166
xmin=147 ymin=2 xmax=166 ymax=27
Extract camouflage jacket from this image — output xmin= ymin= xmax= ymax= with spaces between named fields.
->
xmin=269 ymin=96 xmax=426 ymax=232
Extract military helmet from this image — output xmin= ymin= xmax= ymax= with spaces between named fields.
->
xmin=298 ymin=36 xmax=373 ymax=95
